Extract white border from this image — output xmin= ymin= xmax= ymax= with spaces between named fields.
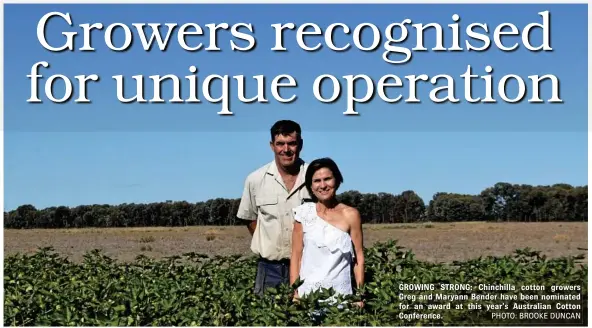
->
xmin=2 ymin=0 xmax=591 ymax=3
xmin=0 ymin=1 xmax=589 ymax=327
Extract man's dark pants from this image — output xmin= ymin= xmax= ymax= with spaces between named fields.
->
xmin=254 ymin=257 xmax=290 ymax=296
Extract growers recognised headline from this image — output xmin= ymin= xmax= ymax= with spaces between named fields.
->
xmin=27 ymin=11 xmax=561 ymax=115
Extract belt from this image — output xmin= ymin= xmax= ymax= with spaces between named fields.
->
xmin=259 ymin=257 xmax=290 ymax=265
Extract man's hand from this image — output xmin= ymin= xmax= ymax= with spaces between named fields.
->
xmin=246 ymin=221 xmax=257 ymax=236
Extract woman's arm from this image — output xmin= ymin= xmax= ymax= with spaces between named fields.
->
xmin=290 ymin=221 xmax=304 ymax=298
xmin=347 ymin=207 xmax=365 ymax=290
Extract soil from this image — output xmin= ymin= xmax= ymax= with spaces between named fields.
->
xmin=4 ymin=222 xmax=588 ymax=264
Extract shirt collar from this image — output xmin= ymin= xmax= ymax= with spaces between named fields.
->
xmin=266 ymin=158 xmax=307 ymax=195
xmin=266 ymin=158 xmax=305 ymax=175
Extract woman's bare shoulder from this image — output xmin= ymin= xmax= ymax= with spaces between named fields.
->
xmin=337 ymin=204 xmax=361 ymax=222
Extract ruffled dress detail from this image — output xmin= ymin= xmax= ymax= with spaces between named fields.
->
xmin=292 ymin=202 xmax=355 ymax=298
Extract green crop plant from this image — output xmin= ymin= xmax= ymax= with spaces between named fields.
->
xmin=4 ymin=240 xmax=587 ymax=326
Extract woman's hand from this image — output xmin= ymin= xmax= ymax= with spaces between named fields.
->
xmin=354 ymin=300 xmax=364 ymax=308
xmin=292 ymin=291 xmax=300 ymax=303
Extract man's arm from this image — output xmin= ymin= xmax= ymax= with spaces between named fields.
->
xmin=236 ymin=176 xmax=257 ymax=235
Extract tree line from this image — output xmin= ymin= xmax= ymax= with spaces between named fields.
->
xmin=4 ymin=182 xmax=587 ymax=229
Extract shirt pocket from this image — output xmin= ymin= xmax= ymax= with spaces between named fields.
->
xmin=255 ymin=195 xmax=279 ymax=220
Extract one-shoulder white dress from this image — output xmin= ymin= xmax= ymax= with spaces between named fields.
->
xmin=292 ymin=202 xmax=355 ymax=298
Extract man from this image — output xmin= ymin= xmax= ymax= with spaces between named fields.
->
xmin=237 ymin=120 xmax=311 ymax=295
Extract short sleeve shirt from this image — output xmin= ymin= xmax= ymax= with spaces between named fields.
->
xmin=237 ymin=159 xmax=310 ymax=261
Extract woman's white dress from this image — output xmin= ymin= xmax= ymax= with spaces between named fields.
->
xmin=292 ymin=202 xmax=355 ymax=298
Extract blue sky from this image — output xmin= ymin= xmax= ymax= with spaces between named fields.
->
xmin=4 ymin=4 xmax=588 ymax=211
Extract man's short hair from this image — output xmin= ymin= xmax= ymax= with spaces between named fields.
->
xmin=270 ymin=120 xmax=301 ymax=142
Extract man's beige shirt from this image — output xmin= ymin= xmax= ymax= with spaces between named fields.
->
xmin=237 ymin=159 xmax=310 ymax=261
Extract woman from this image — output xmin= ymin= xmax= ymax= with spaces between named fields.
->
xmin=290 ymin=157 xmax=364 ymax=307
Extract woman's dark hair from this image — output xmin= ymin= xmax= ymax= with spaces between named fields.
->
xmin=305 ymin=157 xmax=344 ymax=201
